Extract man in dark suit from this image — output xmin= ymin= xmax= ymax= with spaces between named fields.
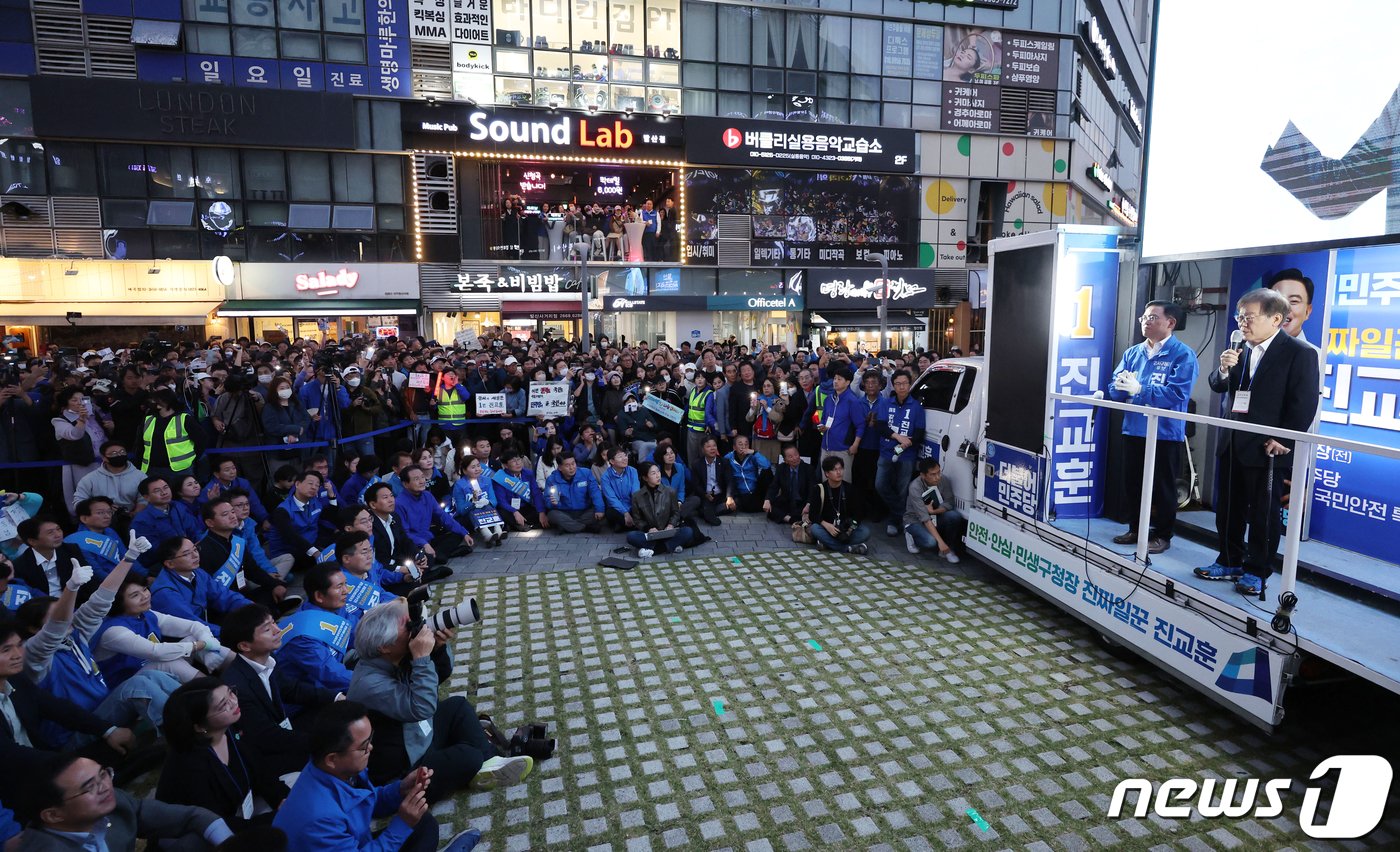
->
xmin=366 ymin=482 xmax=416 ymax=571
xmin=220 ymin=604 xmax=334 ymax=779
xmin=1195 ymin=288 xmax=1320 ymax=596
xmin=685 ymin=437 xmax=732 ymax=526
xmin=764 ymin=444 xmax=815 ymax=524
xmin=12 ymin=517 xmax=84 ymax=597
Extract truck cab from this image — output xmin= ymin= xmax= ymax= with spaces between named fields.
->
xmin=912 ymin=356 xmax=984 ymax=509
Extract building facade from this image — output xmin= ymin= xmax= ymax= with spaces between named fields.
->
xmin=0 ymin=0 xmax=1147 ymax=352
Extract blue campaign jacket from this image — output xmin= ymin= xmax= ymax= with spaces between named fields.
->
xmin=237 ymin=517 xmax=282 ymax=580
xmin=725 ymin=450 xmax=771 ymax=495
xmin=340 ymin=472 xmax=377 ymax=506
xmin=394 ymin=488 xmax=469 ymax=546
xmin=198 ymin=476 xmax=268 ymax=522
xmin=266 ymin=494 xmax=330 ymax=558
xmin=275 ymin=602 xmax=357 ymax=702
xmin=870 ymin=393 xmax=927 ymax=460
xmin=660 ymin=464 xmax=689 ymax=501
xmin=1106 ymin=335 xmax=1199 ymax=442
xmin=131 ymin=502 xmax=205 ymax=556
xmin=63 ymin=527 xmax=131 ymax=579
xmin=820 ymin=389 xmax=867 ymax=452
xmin=599 ymin=465 xmax=641 ymax=514
xmin=491 ymin=469 xmax=545 ymax=514
xmin=544 ymin=468 xmax=605 ymax=513
xmin=273 ymin=762 xmax=412 ymax=852
xmin=149 ymin=568 xmax=251 ymax=634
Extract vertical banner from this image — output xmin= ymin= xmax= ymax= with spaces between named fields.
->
xmin=1313 ymin=243 xmax=1400 ymax=565
xmin=370 ymin=0 xmax=412 ymax=97
xmin=450 ymin=0 xmax=492 ymax=100
xmin=1048 ymin=231 xmax=1119 ymax=518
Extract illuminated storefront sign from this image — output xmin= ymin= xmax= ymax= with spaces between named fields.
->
xmin=294 ymin=269 xmax=360 ymax=296
xmin=403 ymin=103 xmax=684 ymax=155
xmin=1082 ymin=15 xmax=1119 ymax=79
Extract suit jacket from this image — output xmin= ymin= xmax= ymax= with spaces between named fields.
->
xmin=766 ymin=462 xmax=817 ymax=515
xmin=688 ymin=456 xmax=732 ymax=502
xmin=1208 ymin=330 xmax=1320 ymax=467
xmin=0 ymin=675 xmax=110 ymax=752
xmin=370 ymin=512 xmax=415 ymax=569
xmin=156 ymin=732 xmax=288 ymax=824
xmin=17 ymin=789 xmax=221 ymax=852
xmin=222 ymin=656 xmax=323 ymax=767
xmin=11 ymin=544 xmax=84 ymax=597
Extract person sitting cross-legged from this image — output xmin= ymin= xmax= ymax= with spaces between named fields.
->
xmin=348 ymin=600 xmax=532 ymax=804
xmin=802 ymin=456 xmax=871 ymax=555
xmin=543 ymin=455 xmax=605 ymax=534
xmin=625 ymin=462 xmax=695 ymax=557
xmin=273 ymin=563 xmax=356 ymax=711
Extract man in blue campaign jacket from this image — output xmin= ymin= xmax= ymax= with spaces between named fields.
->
xmin=1105 ymin=300 xmax=1199 ymax=554
xmin=131 ymin=476 xmax=205 ymax=568
xmin=395 ymin=466 xmax=472 ymax=564
xmin=544 ymin=455 xmax=605 ymax=533
xmin=333 ymin=531 xmax=398 ymax=618
xmin=491 ymin=451 xmax=547 ymax=531
xmin=818 ymin=367 xmax=866 ymax=468
xmin=598 ymin=447 xmax=641 ymax=532
xmin=275 ymin=562 xmax=357 ymax=708
xmin=199 ymin=456 xmax=269 ymax=524
xmin=871 ymin=370 xmax=927 ymax=536
xmin=64 ymin=497 xmax=137 ymax=579
xmin=267 ymin=470 xmax=335 ymax=574
xmin=724 ymin=435 xmax=772 ymax=513
xmin=273 ymin=702 xmax=443 ymax=852
xmin=226 ymin=487 xmax=294 ymax=581
xmin=149 ymin=536 xmax=251 ymax=634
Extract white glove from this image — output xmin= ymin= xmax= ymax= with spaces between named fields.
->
xmin=123 ymin=530 xmax=152 ymax=562
xmin=307 ymin=547 xmax=320 ymax=558
xmin=66 ymin=560 xmax=93 ymax=591
xmin=1114 ymin=371 xmax=1142 ymax=396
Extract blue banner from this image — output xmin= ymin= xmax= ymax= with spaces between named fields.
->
xmin=1312 ymin=244 xmax=1400 ymax=565
xmin=1048 ymin=231 xmax=1119 ymax=518
xmin=370 ymin=0 xmax=412 ymax=98
xmin=983 ymin=441 xmax=1043 ymax=520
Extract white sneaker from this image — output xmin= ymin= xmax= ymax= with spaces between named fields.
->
xmin=469 ymin=755 xmax=535 ymax=790
xmin=638 ymin=548 xmax=654 ymax=559
xmin=942 ymin=550 xmax=961 ymax=564
xmin=905 ymin=531 xmax=919 ymax=554
xmin=885 ymin=523 xmax=899 ymax=537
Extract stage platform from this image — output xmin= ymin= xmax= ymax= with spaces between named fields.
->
xmin=1048 ymin=515 xmax=1400 ymax=693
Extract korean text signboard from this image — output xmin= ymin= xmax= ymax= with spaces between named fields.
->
xmin=527 ymin=381 xmax=571 ymax=417
xmin=940 ymin=26 xmax=1059 ymax=135
xmin=686 ymin=116 xmax=916 ymax=174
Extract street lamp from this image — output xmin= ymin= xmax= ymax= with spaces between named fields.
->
xmin=575 ymin=241 xmax=593 ymax=352
xmin=865 ymin=252 xmax=889 ymax=354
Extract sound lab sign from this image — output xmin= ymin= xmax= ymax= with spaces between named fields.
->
xmin=402 ymin=104 xmax=684 ymax=155
xmin=687 ymin=116 xmax=916 ymax=174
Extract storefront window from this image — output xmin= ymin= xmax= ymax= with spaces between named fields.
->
xmin=531 ymin=0 xmax=569 ymax=51
xmin=646 ymin=87 xmax=680 ymax=113
xmin=573 ymin=0 xmax=607 ymax=51
xmin=646 ymin=0 xmax=681 ymax=59
xmin=46 ymin=142 xmax=98 ymax=196
xmin=493 ymin=0 xmax=531 ymax=48
xmin=647 ymin=60 xmax=679 ymax=86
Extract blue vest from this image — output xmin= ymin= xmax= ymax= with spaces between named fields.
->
xmin=38 ymin=636 xmax=109 ymax=746
xmin=343 ymin=571 xmax=388 ymax=616
xmin=491 ymin=469 xmax=533 ymax=499
xmin=64 ymin=529 xmax=124 ymax=577
xmin=91 ymin=612 xmax=163 ymax=688
xmin=278 ymin=608 xmax=352 ymax=658
xmin=1 ymin=582 xmax=33 ymax=611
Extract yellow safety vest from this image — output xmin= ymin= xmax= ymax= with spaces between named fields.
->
xmin=437 ymin=386 xmax=467 ymax=423
xmin=139 ymin=414 xmax=195 ymax=472
xmin=686 ymin=388 xmax=712 ymax=432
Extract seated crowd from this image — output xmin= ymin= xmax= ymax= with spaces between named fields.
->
xmin=0 ymin=331 xmax=965 ymax=851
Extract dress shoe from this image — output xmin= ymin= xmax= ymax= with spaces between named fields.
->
xmin=1147 ymin=537 xmax=1169 ymax=554
xmin=1111 ymin=530 xmax=1137 ymax=544
xmin=423 ymin=565 xmax=454 ymax=583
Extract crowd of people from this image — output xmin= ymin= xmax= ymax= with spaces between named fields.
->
xmin=0 ymin=329 xmax=967 ymax=852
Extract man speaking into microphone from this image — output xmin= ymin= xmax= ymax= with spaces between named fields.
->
xmin=1195 ymin=288 xmax=1319 ymax=596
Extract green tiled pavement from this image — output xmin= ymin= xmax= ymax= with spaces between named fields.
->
xmin=428 ymin=550 xmax=1398 ymax=850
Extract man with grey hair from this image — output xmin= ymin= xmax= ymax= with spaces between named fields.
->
xmin=347 ymin=600 xmax=532 ymax=803
xmin=1195 ymin=287 xmax=1319 ymax=596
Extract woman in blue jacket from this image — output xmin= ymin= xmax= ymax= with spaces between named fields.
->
xmin=452 ymin=456 xmax=505 ymax=547
xmin=656 ymin=443 xmax=689 ymax=501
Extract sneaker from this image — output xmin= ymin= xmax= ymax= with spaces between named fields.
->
xmin=1147 ymin=538 xmax=1169 ymax=555
xmin=671 ymin=545 xmax=684 ymax=554
xmin=1194 ymin=562 xmax=1242 ymax=581
xmin=905 ymin=531 xmax=919 ymax=554
xmin=1111 ymin=530 xmax=1138 ymax=544
xmin=638 ymin=548 xmax=654 ymax=560
xmin=941 ymin=550 xmax=961 ymax=564
xmin=849 ymin=543 xmax=868 ymax=555
xmin=443 ymin=828 xmax=483 ymax=852
xmin=469 ymin=755 xmax=534 ymax=790
xmin=886 ymin=523 xmax=899 ymax=537
xmin=1235 ymin=573 xmax=1263 ymax=595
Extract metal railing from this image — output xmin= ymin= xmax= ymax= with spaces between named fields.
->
xmin=1048 ymin=392 xmax=1400 ymax=602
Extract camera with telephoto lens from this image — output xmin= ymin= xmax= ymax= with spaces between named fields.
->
xmin=406 ymin=586 xmax=483 ymax=633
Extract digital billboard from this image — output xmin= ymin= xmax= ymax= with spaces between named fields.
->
xmin=1142 ymin=0 xmax=1400 ymax=261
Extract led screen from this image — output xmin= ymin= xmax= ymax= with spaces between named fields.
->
xmin=1141 ymin=0 xmax=1400 ymax=260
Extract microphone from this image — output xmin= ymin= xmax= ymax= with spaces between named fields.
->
xmin=1230 ymin=329 xmax=1245 ymax=351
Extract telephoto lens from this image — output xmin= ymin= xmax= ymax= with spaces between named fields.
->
xmin=427 ymin=597 xmax=482 ymax=631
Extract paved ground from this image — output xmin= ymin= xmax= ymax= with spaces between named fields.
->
xmin=419 ymin=514 xmax=1400 ymax=851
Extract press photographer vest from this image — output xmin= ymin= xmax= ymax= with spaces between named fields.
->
xmin=139 ymin=414 xmax=195 ymax=472
xmin=686 ymin=388 xmax=712 ymax=431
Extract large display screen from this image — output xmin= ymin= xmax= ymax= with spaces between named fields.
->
xmin=1141 ymin=0 xmax=1400 ymax=261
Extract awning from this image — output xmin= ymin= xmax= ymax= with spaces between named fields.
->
xmin=216 ymin=299 xmax=419 ymax=317
xmin=6 ymin=302 xmax=221 ymax=325
xmin=809 ymin=310 xmax=927 ymax=330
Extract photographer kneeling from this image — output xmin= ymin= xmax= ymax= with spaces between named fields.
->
xmin=347 ymin=600 xmax=533 ymax=803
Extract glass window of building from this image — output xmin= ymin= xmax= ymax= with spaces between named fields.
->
xmin=647 ymin=0 xmax=681 ymax=59
xmin=186 ymin=0 xmax=229 ymax=22
xmin=531 ymin=0 xmax=569 ymax=51
xmin=194 ymin=148 xmax=241 ymax=199
xmin=287 ymin=151 xmax=330 ymax=201
xmin=849 ymin=18 xmax=880 ymax=75
xmin=681 ymin=1 xmax=714 ymax=61
xmin=276 ymin=0 xmax=320 ymax=29
xmin=146 ymin=147 xmax=196 ymax=198
xmin=818 ymin=15 xmax=849 ymax=72
xmin=47 ymin=143 xmax=98 ymax=196
xmin=243 ymin=150 xmax=286 ymax=201
xmin=279 ymin=30 xmax=321 ymax=58
xmin=751 ymin=6 xmax=783 ymax=67
xmin=325 ymin=34 xmax=365 ymax=63
xmin=230 ymin=0 xmax=274 ymax=26
xmin=716 ymin=6 xmax=750 ymax=64
xmin=374 ymin=156 xmax=404 ymax=205
xmin=187 ymin=24 xmax=232 ymax=54
xmin=611 ymin=0 xmax=643 ymax=54
xmin=0 ymin=141 xmax=45 ymax=195
xmin=574 ymin=0 xmax=607 ymax=51
xmin=331 ymin=154 xmax=375 ymax=204
xmin=493 ymin=0 xmax=531 ymax=47
xmin=101 ymin=145 xmax=149 ymax=197
xmin=233 ymin=26 xmax=277 ymax=57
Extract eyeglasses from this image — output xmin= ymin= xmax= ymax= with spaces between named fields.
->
xmin=66 ymin=766 xmax=115 ymax=800
xmin=1235 ymin=313 xmax=1265 ymax=325
xmin=347 ymin=732 xmax=374 ymax=755
xmin=1138 ymin=314 xmax=1162 ymax=324
xmin=176 ymin=546 xmax=199 ymax=558
xmin=211 ymin=686 xmax=239 ymax=716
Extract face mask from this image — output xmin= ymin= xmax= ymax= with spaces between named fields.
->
xmin=106 ymin=454 xmax=129 ymax=467
xmin=534 ymin=373 xmax=546 ymax=382
xmin=257 ymin=373 xmax=273 ymax=384
xmin=348 ymin=377 xmax=361 ymax=388
xmin=624 ymin=403 xmax=639 ymax=412
xmin=277 ymin=388 xmax=294 ymax=400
